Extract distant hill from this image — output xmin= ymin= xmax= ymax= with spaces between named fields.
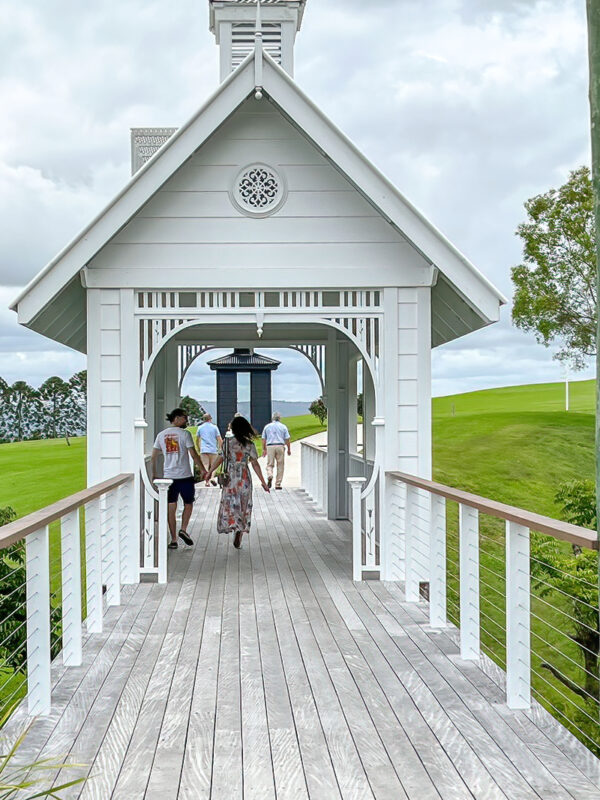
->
xmin=198 ymin=400 xmax=312 ymax=420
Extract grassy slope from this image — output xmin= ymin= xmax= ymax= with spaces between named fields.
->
xmin=433 ymin=380 xmax=595 ymax=516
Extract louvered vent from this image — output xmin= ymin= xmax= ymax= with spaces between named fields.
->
xmin=231 ymin=22 xmax=282 ymax=67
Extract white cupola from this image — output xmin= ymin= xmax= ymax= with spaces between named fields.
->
xmin=209 ymin=0 xmax=306 ymax=80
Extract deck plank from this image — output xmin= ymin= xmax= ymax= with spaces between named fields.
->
xmin=9 ymin=487 xmax=600 ymax=800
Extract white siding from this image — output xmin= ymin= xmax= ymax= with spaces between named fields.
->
xmin=88 ymin=98 xmax=430 ymax=287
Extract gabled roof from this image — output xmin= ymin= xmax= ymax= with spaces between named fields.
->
xmin=208 ymin=349 xmax=281 ymax=370
xmin=11 ymin=47 xmax=505 ymax=351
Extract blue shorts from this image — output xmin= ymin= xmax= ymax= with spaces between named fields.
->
xmin=167 ymin=478 xmax=195 ymax=505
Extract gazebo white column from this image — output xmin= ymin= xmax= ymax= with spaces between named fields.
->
xmin=325 ymin=332 xmax=353 ymax=519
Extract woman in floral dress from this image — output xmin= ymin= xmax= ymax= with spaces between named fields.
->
xmin=205 ymin=416 xmax=270 ymax=548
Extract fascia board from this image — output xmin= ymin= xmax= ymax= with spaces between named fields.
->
xmin=260 ymin=53 xmax=506 ymax=323
xmin=11 ymin=54 xmax=257 ymax=325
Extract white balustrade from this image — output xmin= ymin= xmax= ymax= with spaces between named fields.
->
xmin=348 ymin=477 xmax=366 ymax=581
xmin=155 ymin=479 xmax=172 ymax=584
xmin=26 ymin=526 xmax=51 ymax=716
xmin=459 ymin=503 xmax=480 ymax=660
xmin=61 ymin=509 xmax=82 ymax=666
xmin=300 ymin=441 xmax=328 ymax=513
xmin=85 ymin=497 xmax=103 ymax=634
xmin=0 ymin=474 xmax=134 ymax=716
xmin=385 ymin=470 xmax=599 ymax=715
xmin=506 ymin=520 xmax=530 ymax=709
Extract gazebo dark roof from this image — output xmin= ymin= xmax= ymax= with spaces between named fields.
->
xmin=207 ymin=348 xmax=281 ymax=371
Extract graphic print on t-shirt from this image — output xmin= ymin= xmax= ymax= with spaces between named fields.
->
xmin=165 ymin=435 xmax=180 ymax=454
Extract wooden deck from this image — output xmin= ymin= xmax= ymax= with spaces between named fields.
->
xmin=8 ymin=488 xmax=600 ymax=799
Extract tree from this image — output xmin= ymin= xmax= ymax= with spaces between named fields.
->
xmin=511 ymin=166 xmax=596 ymax=370
xmin=357 ymin=393 xmax=363 ymax=418
xmin=180 ymin=395 xmax=205 ymax=425
xmin=0 ymin=378 xmax=10 ymax=442
xmin=309 ymin=396 xmax=327 ymax=425
xmin=69 ymin=371 xmax=87 ymax=436
xmin=5 ymin=382 xmax=42 ymax=442
xmin=530 ymin=482 xmax=598 ymax=703
xmin=38 ymin=377 xmax=71 ymax=439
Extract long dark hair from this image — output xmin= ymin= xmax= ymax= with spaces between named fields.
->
xmin=230 ymin=416 xmax=257 ymax=447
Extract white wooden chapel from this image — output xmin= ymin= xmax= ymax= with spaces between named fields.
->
xmin=10 ymin=0 xmax=505 ymax=583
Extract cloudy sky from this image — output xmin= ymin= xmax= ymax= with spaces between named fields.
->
xmin=0 ymin=0 xmax=594 ymax=402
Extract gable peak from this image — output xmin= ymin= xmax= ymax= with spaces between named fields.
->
xmin=209 ymin=0 xmax=306 ymax=80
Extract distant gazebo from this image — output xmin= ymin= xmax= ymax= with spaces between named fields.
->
xmin=208 ymin=348 xmax=280 ymax=434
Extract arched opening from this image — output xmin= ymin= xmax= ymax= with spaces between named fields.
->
xmin=138 ymin=319 xmax=381 ymax=572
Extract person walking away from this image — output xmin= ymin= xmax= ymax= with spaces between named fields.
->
xmin=196 ymin=413 xmax=223 ymax=486
xmin=152 ymin=408 xmax=205 ymax=549
xmin=261 ymin=412 xmax=291 ymax=490
xmin=204 ymin=416 xmax=269 ymax=549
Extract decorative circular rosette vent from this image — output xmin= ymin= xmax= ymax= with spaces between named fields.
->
xmin=231 ymin=163 xmax=287 ymax=217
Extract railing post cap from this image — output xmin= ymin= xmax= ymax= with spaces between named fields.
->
xmin=347 ymin=477 xmax=366 ymax=486
xmin=134 ymin=418 xmax=148 ymax=428
xmin=154 ymin=479 xmax=173 ymax=486
xmin=371 ymin=417 xmax=385 ymax=427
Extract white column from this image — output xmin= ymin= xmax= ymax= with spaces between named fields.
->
xmin=459 ymin=504 xmax=480 ymax=660
xmin=506 ymin=521 xmax=531 ymax=708
xmin=26 ymin=526 xmax=51 ymax=715
xmin=155 ymin=479 xmax=172 ymax=584
xmin=85 ymin=497 xmax=103 ymax=633
xmin=404 ymin=484 xmax=420 ymax=602
xmin=429 ymin=494 xmax=447 ymax=627
xmin=61 ymin=510 xmax=82 ymax=666
xmin=348 ymin=478 xmax=366 ymax=581
xmin=103 ymin=491 xmax=120 ymax=607
xmin=120 ymin=289 xmax=139 ymax=585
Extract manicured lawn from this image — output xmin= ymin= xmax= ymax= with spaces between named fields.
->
xmin=0 ymin=436 xmax=86 ymax=519
xmin=282 ymin=414 xmax=326 ymax=442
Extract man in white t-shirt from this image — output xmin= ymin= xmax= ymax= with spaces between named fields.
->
xmin=152 ymin=408 xmax=205 ymax=550
xmin=261 ymin=412 xmax=291 ymax=490
xmin=195 ymin=413 xmax=223 ymax=487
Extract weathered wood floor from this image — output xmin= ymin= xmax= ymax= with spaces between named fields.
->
xmin=8 ymin=488 xmax=600 ymax=799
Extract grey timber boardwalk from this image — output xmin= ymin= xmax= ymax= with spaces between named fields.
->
xmin=8 ymin=488 xmax=600 ymax=799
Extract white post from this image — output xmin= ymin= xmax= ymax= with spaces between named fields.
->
xmin=119 ymin=481 xmax=136 ymax=584
xmin=26 ymin=526 xmax=51 ymax=715
xmin=348 ymin=478 xmax=366 ymax=581
xmin=459 ymin=503 xmax=480 ymax=660
xmin=429 ymin=494 xmax=447 ymax=627
xmin=155 ymin=479 xmax=172 ymax=584
xmin=85 ymin=497 xmax=102 ymax=633
xmin=61 ymin=510 xmax=82 ymax=666
xmin=506 ymin=521 xmax=531 ymax=709
xmin=104 ymin=491 xmax=121 ymax=607
xmin=404 ymin=484 xmax=420 ymax=602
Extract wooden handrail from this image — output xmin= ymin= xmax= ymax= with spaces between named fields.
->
xmin=388 ymin=471 xmax=598 ymax=551
xmin=0 ymin=473 xmax=134 ymax=550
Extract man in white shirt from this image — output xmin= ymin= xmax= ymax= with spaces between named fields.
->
xmin=261 ymin=412 xmax=291 ymax=490
xmin=195 ymin=413 xmax=223 ymax=486
xmin=152 ymin=408 xmax=205 ymax=549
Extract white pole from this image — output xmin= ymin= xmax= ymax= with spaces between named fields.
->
xmin=155 ymin=479 xmax=172 ymax=584
xmin=348 ymin=477 xmax=366 ymax=581
xmin=26 ymin=526 xmax=51 ymax=715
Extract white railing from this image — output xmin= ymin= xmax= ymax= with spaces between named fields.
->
xmin=300 ymin=441 xmax=328 ymax=513
xmin=387 ymin=471 xmax=599 ymax=749
xmin=0 ymin=474 xmax=134 ymax=716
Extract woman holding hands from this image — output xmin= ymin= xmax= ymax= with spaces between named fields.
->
xmin=205 ymin=415 xmax=270 ymax=549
